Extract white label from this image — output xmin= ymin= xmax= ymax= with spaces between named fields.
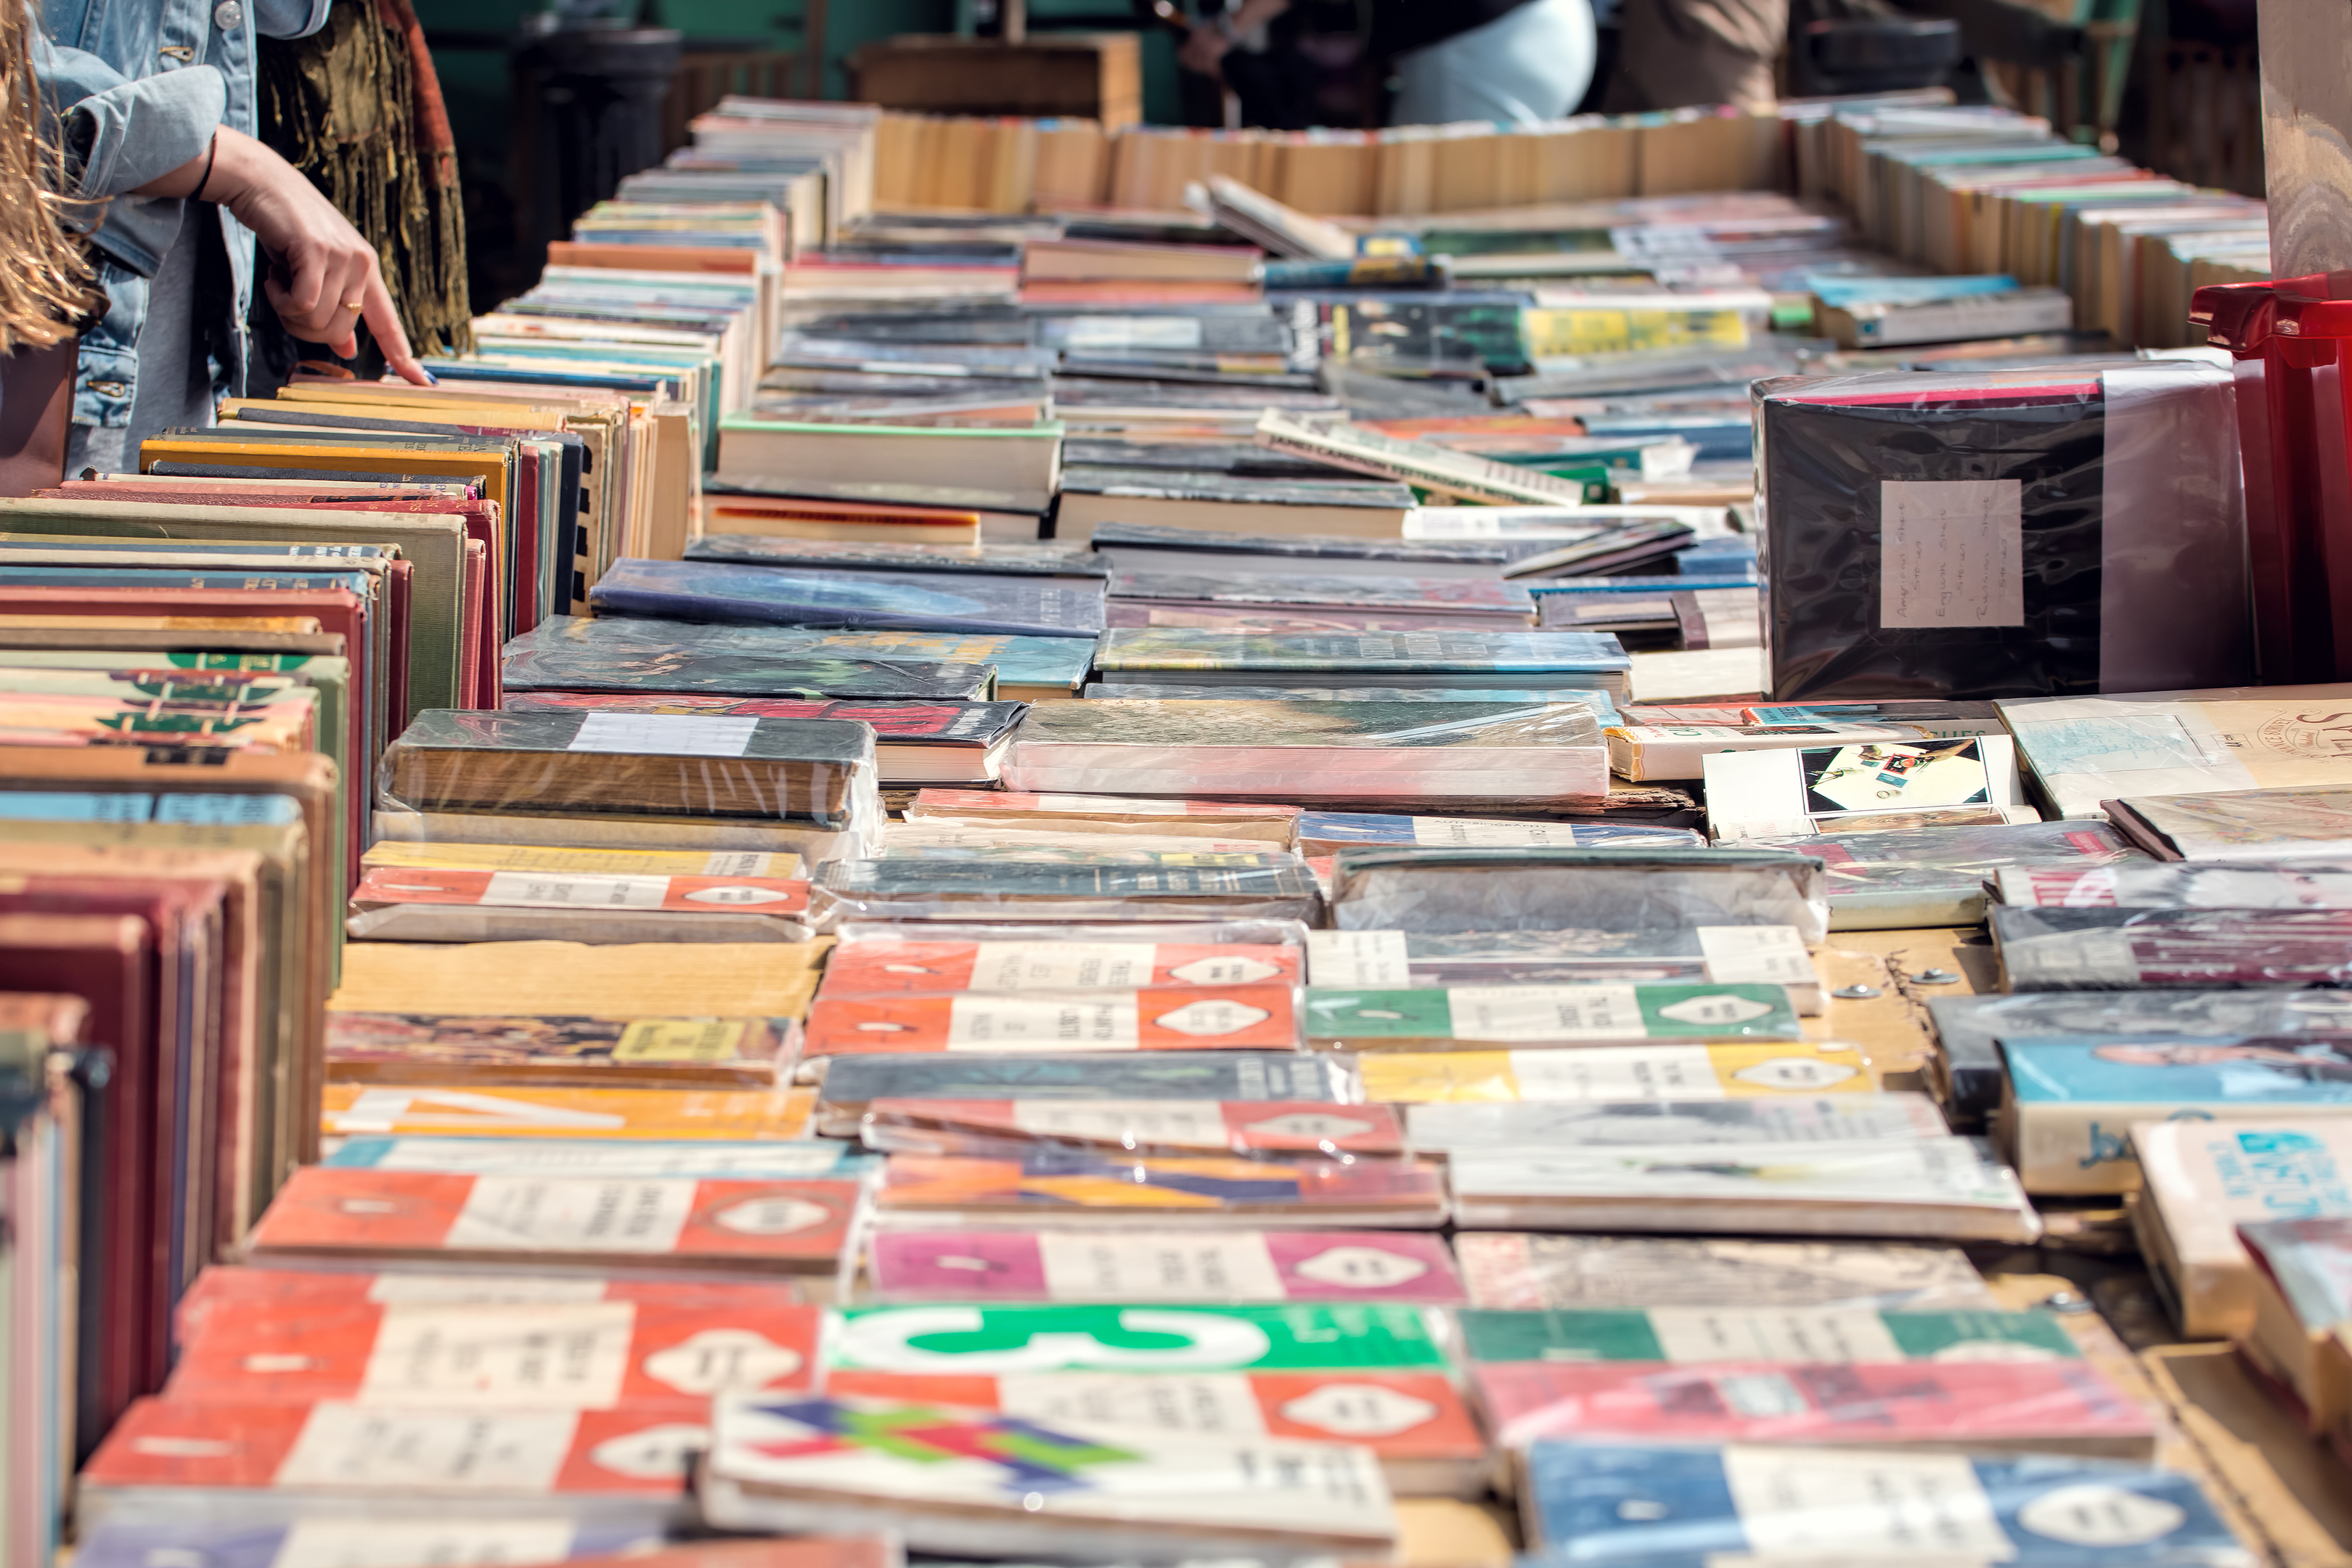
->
xmin=269 ymin=1519 xmax=578 ymax=1567
xmin=1879 ymin=479 xmax=2024 ymax=629
xmin=587 ymin=1422 xmax=707 ymax=1480
xmin=356 ymin=1302 xmax=635 ymax=1408
xmin=1307 ymin=931 xmax=1412 ymax=988
xmin=1647 ymin=1307 xmax=1904 ymax=1364
xmin=1152 ymin=998 xmax=1272 ymax=1037
xmin=1065 ymin=317 xmax=1204 ymax=351
xmin=566 ymin=712 xmax=758 ymax=757
xmin=2006 ymin=929 xmax=2142 ymax=987
xmin=1696 ymin=927 xmax=1815 ymax=987
xmin=1241 ymin=1111 xmax=1379 ymax=1143
xmin=701 ymin=852 xmax=777 ymax=875
xmin=2014 ymin=1484 xmax=2188 ymax=1546
xmin=1402 ymin=512 xmax=1503 ymax=539
xmin=1711 ymin=1371 xmax=1811 ymax=1418
xmin=1409 ymin=817 xmax=1588 ymax=847
xmin=1446 ymin=985 xmax=1648 ymax=1042
xmin=1654 ymin=995 xmax=1778 ymax=1028
xmin=480 ymin=872 xmax=670 ymax=910
xmin=445 ymin=1177 xmax=696 ymax=1255
xmin=272 ymin=1405 xmax=579 ymax=1493
xmin=944 ymin=995 xmax=1141 ymax=1050
xmin=366 ymin=1273 xmax=609 ymax=1305
xmin=1508 ymin=1045 xmax=1723 ymax=1101
xmin=1726 ymin=1055 xmax=1861 ymax=1090
xmin=1719 ymin=1446 xmax=2009 ymax=1557
xmin=1278 ymin=1384 xmax=1440 ymax=1438
xmin=1289 ymin=1244 xmax=1430 ymax=1290
xmin=969 ymin=942 xmax=1159 ymax=990
xmin=1167 ymin=955 xmax=1285 ymax=985
xmin=366 ymin=1139 xmax=847 ymax=1180
xmin=639 ymin=1328 xmax=804 ymax=1396
xmin=1008 ymin=1098 xmax=1228 ymax=1146
xmin=997 ymin=1372 xmax=1267 ymax=1434
xmin=1029 ymin=793 xmax=1199 ymax=814
xmin=1037 ymin=1233 xmax=1287 ymax=1301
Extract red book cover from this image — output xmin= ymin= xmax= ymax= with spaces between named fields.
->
xmin=245 ymin=1167 xmax=855 ymax=1273
xmin=167 ymin=1294 xmax=820 ymax=1410
xmin=803 ymin=985 xmax=1302 ymax=1059
xmin=176 ymin=1266 xmax=812 ymax=1342
xmin=821 ymin=939 xmax=1301 ymax=997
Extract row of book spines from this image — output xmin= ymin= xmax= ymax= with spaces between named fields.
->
xmin=869 ymin=111 xmax=1786 ymax=219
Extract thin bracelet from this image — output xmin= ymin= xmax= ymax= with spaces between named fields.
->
xmin=191 ymin=131 xmax=220 ymax=203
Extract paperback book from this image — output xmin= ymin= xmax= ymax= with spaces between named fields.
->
xmin=587 ymin=557 xmax=1106 ymax=640
xmin=800 ymin=985 xmax=1304 ymax=1061
xmin=810 ymin=1053 xmax=1358 ymax=1138
xmin=807 ymin=857 xmax=1324 ymax=927
xmin=819 ymin=938 xmax=1302 ymax=996
xmin=1458 ymin=1305 xmax=2081 ymax=1364
xmin=1355 ymin=1043 xmax=1877 ymax=1105
xmin=1453 ymin=1233 xmax=1993 ymax=1311
xmin=324 ymin=1012 xmax=796 ymax=1088
xmin=1303 ymin=927 xmax=1822 ymax=1011
xmin=1403 ymin=1095 xmax=1947 ymax=1154
xmin=857 ymin=1098 xmax=1403 ymax=1159
xmin=820 ymin=1302 xmax=1453 ymax=1376
xmin=1303 ymin=983 xmax=1803 ymax=1050
xmin=864 ymin=1229 xmax=1466 ymax=1302
xmin=870 ymin=1151 xmax=1449 ymax=1227
xmin=1091 ymin=629 xmax=1633 ymax=700
xmin=1993 ymin=906 xmax=2352 ymax=990
xmin=1294 ymin=813 xmax=1701 ymax=854
xmin=2131 ymin=1119 xmax=2352 ymax=1338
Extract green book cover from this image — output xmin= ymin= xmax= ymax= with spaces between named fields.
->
xmin=825 ymin=1303 xmax=1450 ymax=1373
xmin=1304 ymin=983 xmax=1801 ymax=1043
xmin=1458 ymin=1307 xmax=2081 ymax=1364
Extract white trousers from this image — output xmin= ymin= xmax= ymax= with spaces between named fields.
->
xmin=1387 ymin=0 xmax=1601 ymax=126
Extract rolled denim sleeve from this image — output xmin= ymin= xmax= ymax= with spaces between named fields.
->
xmin=52 ymin=57 xmax=227 ymax=200
xmin=254 ymin=0 xmax=334 ymax=39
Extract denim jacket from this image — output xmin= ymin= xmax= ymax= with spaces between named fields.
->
xmin=36 ymin=0 xmax=331 ymax=429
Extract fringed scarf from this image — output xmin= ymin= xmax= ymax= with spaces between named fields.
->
xmin=257 ymin=0 xmax=472 ymax=358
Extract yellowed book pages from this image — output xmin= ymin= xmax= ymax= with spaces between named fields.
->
xmin=1033 ymin=118 xmax=1108 ymax=209
xmin=0 ymin=614 xmax=323 ymax=632
xmin=1527 ymin=122 xmax=1637 ymax=203
xmin=319 ymin=1082 xmax=812 ymax=1141
xmin=645 ymin=401 xmax=695 ymax=561
xmin=330 ymin=940 xmax=826 ymax=1018
xmin=1394 ymin=1500 xmax=1517 ymax=1568
xmin=1277 ymin=135 xmax=1375 ymax=218
xmin=1432 ymin=131 xmax=1508 ymax=213
xmin=364 ymin=841 xmax=804 ymax=879
xmin=1373 ymin=127 xmax=1434 ymax=216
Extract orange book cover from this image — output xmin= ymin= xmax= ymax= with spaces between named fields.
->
xmin=801 ymin=984 xmax=1302 ymax=1058
xmin=245 ymin=1167 xmax=856 ymax=1272
xmin=820 ymin=938 xmax=1300 ymax=997
xmin=175 ymin=1264 xmax=812 ymax=1342
xmin=349 ymin=866 xmax=810 ymax=916
xmin=318 ymin=1082 xmax=810 ymax=1140
xmin=167 ymin=1295 xmax=822 ymax=1409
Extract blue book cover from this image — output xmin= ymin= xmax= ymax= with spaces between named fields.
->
xmin=1809 ymin=273 xmax=2024 ymax=306
xmin=0 ymin=791 xmax=301 ymax=826
xmin=75 ymin=1520 xmax=665 ymax=1568
xmin=1521 ymin=1442 xmax=2246 ymax=1566
xmin=588 ymin=557 xmax=1106 ymax=640
xmin=2004 ymin=1037 xmax=2352 ymax=1106
xmin=505 ymin=613 xmax=1093 ymax=695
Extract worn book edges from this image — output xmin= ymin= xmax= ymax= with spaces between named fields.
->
xmin=2131 ymin=1120 xmax=2352 ymax=1339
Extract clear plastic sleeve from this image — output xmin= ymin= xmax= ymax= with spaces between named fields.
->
xmin=881 ymin=822 xmax=1297 ymax=858
xmin=372 ymin=807 xmax=876 ymax=862
xmin=799 ymin=984 xmax=1305 ymax=1071
xmin=1295 ymin=812 xmax=1698 ymax=855
xmin=1304 ymin=926 xmax=1823 ymax=1011
xmin=1746 ymin=819 xmax=2141 ymax=929
xmin=833 ymin=919 xmax=1314 ymax=948
xmin=1328 ymin=847 xmax=1830 ymax=943
xmin=1403 ymin=1094 xmax=1948 ymax=1156
xmin=1755 ymin=362 xmax=2251 ymax=701
xmin=821 ymin=935 xmax=1304 ymax=997
xmin=807 ymin=854 xmax=1325 ymax=929
xmin=867 ymin=1149 xmax=1451 ymax=1228
xmin=808 ymin=1050 xmax=1365 ymax=1139
xmin=857 ymin=1098 xmax=1405 ymax=1159
xmin=904 ymin=788 xmax=1301 ymax=841
xmin=501 ymin=612 xmax=1003 ymax=702
xmin=1303 ymin=982 xmax=1804 ymax=1051
xmin=346 ymin=905 xmax=817 ymax=946
xmin=378 ymin=709 xmax=881 ymax=830
xmin=1450 ymin=1233 xmax=1996 ymax=1310
xmin=2107 ymin=785 xmax=2352 ymax=862
xmin=1992 ymin=905 xmax=2352 ymax=989
xmin=1993 ymin=862 xmax=2352 ymax=909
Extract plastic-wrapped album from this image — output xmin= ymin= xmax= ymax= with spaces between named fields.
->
xmin=820 ymin=936 xmax=1303 ymax=995
xmin=379 ymin=710 xmax=878 ymax=830
xmin=1304 ymin=927 xmax=1823 ymax=1012
xmin=807 ymin=855 xmax=1324 ymax=928
xmin=2103 ymin=786 xmax=2352 ymax=862
xmin=1000 ymin=700 xmax=1611 ymax=807
xmin=857 ymin=1098 xmax=1402 ymax=1159
xmin=1756 ymin=363 xmax=2251 ymax=701
xmin=869 ymin=1151 xmax=1450 ymax=1227
xmin=1356 ymin=1042 xmax=1877 ymax=1106
xmin=587 ymin=557 xmax=1106 ymax=640
xmin=809 ymin=1052 xmax=1360 ymax=1138
xmin=1328 ymin=847 xmax=1830 ymax=943
xmin=1995 ymin=862 xmax=2352 ymax=909
xmin=1993 ymin=906 xmax=2352 ymax=990
xmin=1403 ymin=1095 xmax=1947 ymax=1156
xmin=1452 ymin=1233 xmax=1995 ymax=1311
xmin=1748 ymin=819 xmax=2145 ymax=929
xmin=1304 ymin=982 xmax=1803 ymax=1050
xmin=501 ymin=615 xmax=1000 ymax=703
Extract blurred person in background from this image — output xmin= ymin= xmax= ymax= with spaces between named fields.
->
xmin=1603 ymin=0 xmax=1785 ymax=110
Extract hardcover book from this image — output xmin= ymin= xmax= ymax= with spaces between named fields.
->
xmin=698 ymin=1392 xmax=1397 ymax=1559
xmin=245 ymin=1168 xmax=855 ymax=1274
xmin=1355 ymin=1043 xmax=1877 ymax=1104
xmin=1996 ymin=687 xmax=2352 ymax=819
xmin=865 ymin=1229 xmax=1464 ymax=1302
xmin=1454 ymin=1234 xmax=1993 ymax=1311
xmin=587 ymin=557 xmax=1104 ymax=640
xmin=686 ymin=533 xmax=1105 ymax=578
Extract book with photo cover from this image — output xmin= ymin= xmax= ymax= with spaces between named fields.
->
xmin=1702 ymin=735 xmax=2038 ymax=841
xmin=1453 ymin=1233 xmax=1993 ymax=1311
xmin=864 ymin=1229 xmax=1465 ymax=1302
xmin=1993 ymin=906 xmax=2352 ymax=990
xmin=1749 ymin=819 xmax=2144 ymax=930
xmin=378 ymin=709 xmax=875 ymax=828
xmin=325 ymin=1012 xmax=795 ymax=1088
xmin=588 ymin=558 xmax=1104 ymax=640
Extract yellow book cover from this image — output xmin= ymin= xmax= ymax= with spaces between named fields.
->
xmin=319 ymin=1081 xmax=810 ymax=1140
xmin=329 ymin=940 xmax=825 ymax=1018
xmin=1358 ymin=1042 xmax=1879 ymax=1103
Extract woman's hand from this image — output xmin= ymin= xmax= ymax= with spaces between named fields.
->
xmin=139 ymin=126 xmax=433 ymax=384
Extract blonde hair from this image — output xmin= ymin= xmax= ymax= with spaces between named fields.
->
xmin=0 ymin=1 xmax=94 ymax=352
